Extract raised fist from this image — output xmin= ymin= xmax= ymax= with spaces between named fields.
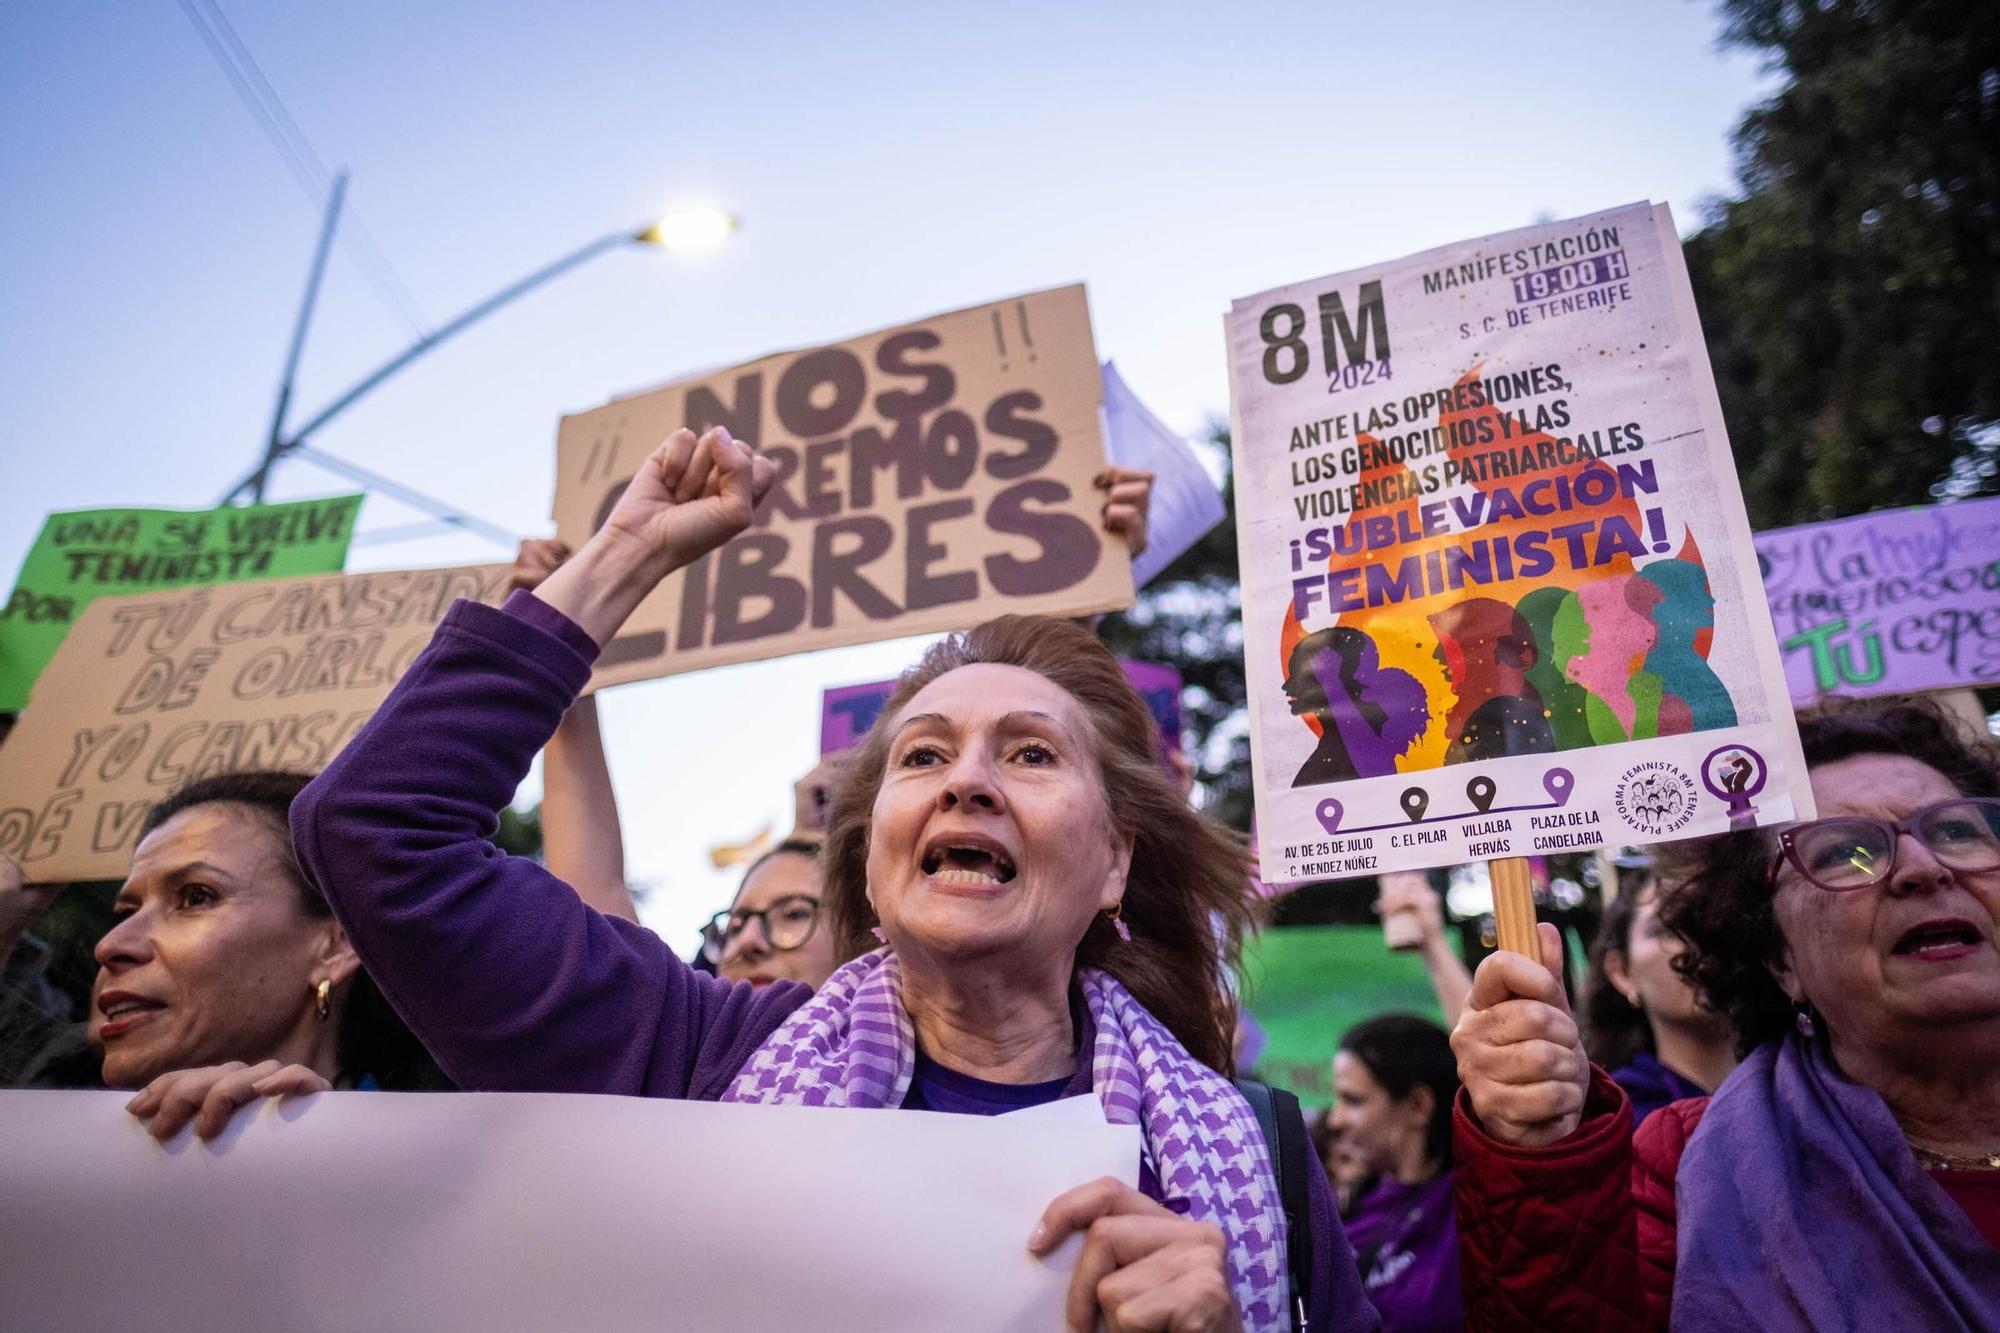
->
xmin=597 ymin=426 xmax=776 ymax=577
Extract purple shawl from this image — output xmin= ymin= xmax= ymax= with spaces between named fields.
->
xmin=1674 ymin=1033 xmax=2000 ymax=1330
xmin=724 ymin=949 xmax=1292 ymax=1332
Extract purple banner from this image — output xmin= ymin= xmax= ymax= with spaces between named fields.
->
xmin=819 ymin=680 xmax=898 ymax=754
xmin=1754 ymin=496 xmax=2000 ymax=703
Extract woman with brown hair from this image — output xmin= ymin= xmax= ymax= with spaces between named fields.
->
xmin=267 ymin=429 xmax=1375 ymax=1332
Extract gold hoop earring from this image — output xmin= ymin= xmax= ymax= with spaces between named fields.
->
xmin=314 ymin=978 xmax=332 ymax=1022
xmin=1104 ymin=901 xmax=1131 ymax=943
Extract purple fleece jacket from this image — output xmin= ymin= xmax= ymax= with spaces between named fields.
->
xmin=291 ymin=592 xmax=1374 ymax=1331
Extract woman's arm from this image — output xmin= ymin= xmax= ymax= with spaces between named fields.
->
xmin=1375 ymin=870 xmax=1472 ymax=1028
xmin=541 ymin=695 xmax=635 ymax=920
xmin=292 ymin=430 xmax=794 ymax=1098
xmin=508 ymin=539 xmax=636 ymax=922
xmin=1449 ymin=924 xmax=1650 ymax=1330
xmin=1452 ymin=1068 xmax=1648 ymax=1331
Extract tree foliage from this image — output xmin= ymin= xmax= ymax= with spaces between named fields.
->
xmin=494 ymin=803 xmax=544 ymax=860
xmin=1687 ymin=0 xmax=2000 ymax=527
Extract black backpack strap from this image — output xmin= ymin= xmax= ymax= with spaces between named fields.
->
xmin=1236 ymin=1078 xmax=1313 ymax=1330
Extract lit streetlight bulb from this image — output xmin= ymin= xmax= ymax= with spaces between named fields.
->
xmin=637 ymin=205 xmax=739 ymax=254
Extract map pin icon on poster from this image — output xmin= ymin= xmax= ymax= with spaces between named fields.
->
xmin=1399 ymin=787 xmax=1430 ymax=823
xmin=1315 ymin=798 xmax=1344 ymax=834
xmin=1543 ymin=768 xmax=1575 ymax=806
xmin=1467 ymin=776 xmax=1497 ymax=813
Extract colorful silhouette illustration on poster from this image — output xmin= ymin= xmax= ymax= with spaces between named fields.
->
xmin=1553 ymin=575 xmax=1663 ymax=745
xmin=1284 ymin=626 xmax=1430 ymax=786
xmin=1428 ymin=598 xmax=1556 ymax=765
xmin=1515 ymin=584 xmax=1593 ymax=751
xmin=1639 ymin=557 xmax=1737 ymax=734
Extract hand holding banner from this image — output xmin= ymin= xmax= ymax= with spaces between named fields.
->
xmin=0 ymin=1089 xmax=1138 ymax=1332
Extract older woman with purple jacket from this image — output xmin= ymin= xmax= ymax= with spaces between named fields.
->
xmin=269 ymin=429 xmax=1375 ymax=1333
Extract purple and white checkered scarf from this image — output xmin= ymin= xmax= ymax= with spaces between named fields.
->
xmin=723 ymin=948 xmax=1292 ymax=1331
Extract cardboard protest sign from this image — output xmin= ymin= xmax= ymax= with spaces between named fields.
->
xmin=551 ymin=286 xmax=1133 ymax=688
xmin=1227 ymin=202 xmax=1812 ymax=882
xmin=818 ymin=660 xmax=1185 ymax=761
xmin=0 ymin=1089 xmax=1137 ymax=1332
xmin=0 ymin=562 xmax=509 ymax=882
xmin=1755 ymin=495 xmax=2000 ymax=703
xmin=0 ymin=494 xmax=364 ymax=711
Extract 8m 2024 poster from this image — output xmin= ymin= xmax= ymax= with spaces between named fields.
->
xmin=1227 ymin=202 xmax=1812 ymax=881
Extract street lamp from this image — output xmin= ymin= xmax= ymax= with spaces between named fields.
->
xmin=636 ymin=204 xmax=738 ymax=253
xmin=223 ymin=183 xmax=740 ymax=545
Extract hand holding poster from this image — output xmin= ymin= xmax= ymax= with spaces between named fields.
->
xmin=0 ymin=494 xmax=364 ymax=711
xmin=0 ymin=563 xmax=509 ymax=882
xmin=551 ymin=286 xmax=1133 ymax=688
xmin=1755 ymin=495 xmax=2000 ymax=702
xmin=1227 ymin=202 xmax=1812 ymax=882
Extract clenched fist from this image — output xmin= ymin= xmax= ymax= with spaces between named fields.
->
xmin=536 ymin=427 xmax=777 ymax=645
xmin=598 ymin=426 xmax=775 ymax=577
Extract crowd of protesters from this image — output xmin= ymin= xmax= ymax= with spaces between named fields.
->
xmin=1 ymin=426 xmax=1996 ymax=1330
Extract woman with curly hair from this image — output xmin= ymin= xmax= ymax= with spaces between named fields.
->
xmin=1450 ymin=698 xmax=2000 ymax=1329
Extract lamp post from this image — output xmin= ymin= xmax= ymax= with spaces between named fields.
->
xmin=223 ymin=190 xmax=739 ymax=545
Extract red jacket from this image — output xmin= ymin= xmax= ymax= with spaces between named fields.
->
xmin=1451 ymin=1064 xmax=1708 ymax=1332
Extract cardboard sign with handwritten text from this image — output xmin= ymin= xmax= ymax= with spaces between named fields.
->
xmin=0 ymin=494 xmax=364 ymax=711
xmin=551 ymin=286 xmax=1133 ymax=688
xmin=0 ymin=563 xmax=509 ymax=883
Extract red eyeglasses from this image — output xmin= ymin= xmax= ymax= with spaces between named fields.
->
xmin=1769 ymin=798 xmax=2000 ymax=892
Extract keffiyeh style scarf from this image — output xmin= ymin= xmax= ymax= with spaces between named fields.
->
xmin=724 ymin=949 xmax=1292 ymax=1331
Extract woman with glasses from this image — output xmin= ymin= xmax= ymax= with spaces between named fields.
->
xmin=1449 ymin=699 xmax=2000 ymax=1329
xmin=702 ymin=840 xmax=836 ymax=990
xmin=276 ymin=430 xmax=1372 ymax=1332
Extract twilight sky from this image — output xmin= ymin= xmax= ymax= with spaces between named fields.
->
xmin=0 ymin=0 xmax=1772 ymax=947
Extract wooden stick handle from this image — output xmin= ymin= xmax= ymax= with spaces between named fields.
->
xmin=1490 ymin=856 xmax=1538 ymax=957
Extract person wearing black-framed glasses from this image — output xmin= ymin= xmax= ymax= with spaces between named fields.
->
xmin=702 ymin=840 xmax=837 ymax=991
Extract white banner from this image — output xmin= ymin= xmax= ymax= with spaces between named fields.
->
xmin=0 ymin=1090 xmax=1137 ymax=1332
xmin=1227 ymin=202 xmax=1812 ymax=879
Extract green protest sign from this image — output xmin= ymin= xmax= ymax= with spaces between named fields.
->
xmin=0 ymin=494 xmax=363 ymax=710
xmin=1237 ymin=924 xmax=1444 ymax=1108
